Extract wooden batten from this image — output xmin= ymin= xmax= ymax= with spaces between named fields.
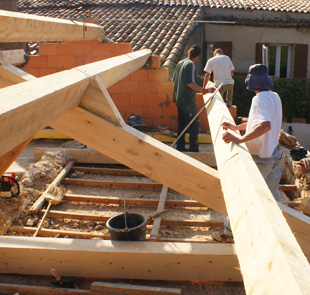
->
xmin=0 ymin=9 xmax=104 ymax=42
xmin=0 ymin=237 xmax=242 ymax=282
xmin=205 ymin=88 xmax=310 ymax=294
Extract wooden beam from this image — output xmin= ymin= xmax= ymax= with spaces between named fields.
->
xmin=0 ymin=10 xmax=104 ymax=42
xmin=0 ymin=49 xmax=26 ymax=66
xmin=50 ymin=107 xmax=225 ymax=215
xmin=0 ymin=49 xmax=151 ymax=158
xmin=90 ymin=282 xmax=182 ymax=294
xmin=205 ymin=89 xmax=310 ymax=294
xmin=34 ymin=147 xmax=217 ymax=167
xmin=0 ymin=236 xmax=242 ymax=281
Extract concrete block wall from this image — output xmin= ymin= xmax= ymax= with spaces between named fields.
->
xmin=24 ymin=40 xmax=236 ymax=132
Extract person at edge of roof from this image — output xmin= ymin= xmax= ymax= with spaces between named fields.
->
xmin=173 ymin=45 xmax=216 ymax=153
xmin=203 ymin=48 xmax=235 ymax=107
xmin=213 ymin=64 xmax=283 ymax=243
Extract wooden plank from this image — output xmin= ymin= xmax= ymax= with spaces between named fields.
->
xmin=30 ymin=160 xmax=75 ymax=213
xmin=72 ymin=167 xmax=143 ymax=176
xmin=0 ymin=64 xmax=37 ymax=87
xmin=0 ymin=49 xmax=26 ymax=66
xmin=0 ymin=282 xmax=108 ymax=295
xmin=205 ymin=88 xmax=310 ymax=294
xmin=34 ymin=147 xmax=217 ymax=167
xmin=62 ymin=178 xmax=162 ymax=189
xmin=0 ymin=49 xmax=151 ymax=158
xmin=0 ymin=236 xmax=242 ymax=281
xmin=278 ymin=184 xmax=297 ymax=191
xmin=64 ymin=194 xmax=206 ymax=208
xmin=90 ymin=281 xmax=181 ymax=295
xmin=0 ymin=9 xmax=104 ymax=42
xmin=50 ymin=107 xmax=225 ymax=215
xmin=149 ymin=186 xmax=168 ymax=241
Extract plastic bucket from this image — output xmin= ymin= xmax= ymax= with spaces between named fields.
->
xmin=106 ymin=213 xmax=147 ymax=241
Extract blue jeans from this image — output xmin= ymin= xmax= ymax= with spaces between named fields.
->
xmin=252 ymin=147 xmax=282 ymax=202
xmin=176 ymin=103 xmax=200 ymax=151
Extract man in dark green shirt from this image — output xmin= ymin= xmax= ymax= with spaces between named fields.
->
xmin=173 ymin=45 xmax=214 ymax=152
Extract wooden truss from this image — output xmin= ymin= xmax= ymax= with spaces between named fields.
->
xmin=0 ymin=10 xmax=310 ymax=295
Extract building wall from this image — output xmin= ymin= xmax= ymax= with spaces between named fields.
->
xmin=204 ymin=24 xmax=310 ymax=76
xmin=23 ymin=41 xmax=235 ymax=132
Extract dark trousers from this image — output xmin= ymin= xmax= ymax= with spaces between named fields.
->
xmin=176 ymin=103 xmax=200 ymax=151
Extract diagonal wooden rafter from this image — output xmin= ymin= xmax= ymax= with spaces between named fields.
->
xmin=205 ymin=88 xmax=310 ymax=295
xmin=0 ymin=9 xmax=104 ymax=42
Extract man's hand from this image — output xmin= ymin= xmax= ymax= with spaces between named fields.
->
xmin=202 ymin=87 xmax=216 ymax=95
xmin=222 ymin=132 xmax=242 ymax=144
xmin=221 ymin=122 xmax=237 ymax=131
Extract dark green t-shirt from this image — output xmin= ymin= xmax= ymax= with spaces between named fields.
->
xmin=173 ymin=58 xmax=196 ymax=106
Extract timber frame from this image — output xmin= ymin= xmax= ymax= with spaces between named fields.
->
xmin=0 ymin=10 xmax=310 ymax=295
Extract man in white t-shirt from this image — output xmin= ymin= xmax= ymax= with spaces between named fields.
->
xmin=213 ymin=64 xmax=282 ymax=243
xmin=203 ymin=48 xmax=235 ymax=107
xmin=222 ymin=64 xmax=282 ymax=202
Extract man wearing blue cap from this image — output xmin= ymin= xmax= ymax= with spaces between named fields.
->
xmin=213 ymin=64 xmax=282 ymax=242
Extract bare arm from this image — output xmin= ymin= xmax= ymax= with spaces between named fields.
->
xmin=187 ymin=82 xmax=215 ymax=94
xmin=203 ymin=72 xmax=211 ymax=88
xmin=222 ymin=122 xmax=247 ymax=131
xmin=231 ymin=70 xmax=234 ymax=77
xmin=222 ymin=121 xmax=271 ymax=144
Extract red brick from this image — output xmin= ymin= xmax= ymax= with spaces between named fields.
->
xmin=143 ymin=107 xmax=162 ymax=119
xmin=117 ymin=43 xmax=132 ymax=55
xmin=149 ymin=94 xmax=169 ymax=107
xmin=40 ymin=68 xmax=58 ymax=76
xmin=75 ymin=56 xmax=85 ymax=67
xmin=111 ymin=93 xmax=130 ymax=106
xmin=151 ymin=55 xmax=161 ymax=69
xmin=28 ymin=56 xmax=48 ymax=68
xmin=120 ymin=81 xmax=139 ymax=94
xmin=163 ymin=105 xmax=178 ymax=118
xmin=130 ymin=94 xmax=149 ymax=106
xmin=130 ymin=69 xmax=149 ymax=82
xmin=93 ymin=43 xmax=111 ymax=57
xmin=110 ymin=44 xmax=118 ymax=57
xmin=75 ymin=43 xmax=93 ymax=56
xmin=65 ymin=56 xmax=76 ymax=69
xmin=171 ymin=119 xmax=178 ymax=131
xmin=144 ymin=118 xmax=153 ymax=127
xmin=199 ymin=110 xmax=208 ymax=119
xmin=57 ymin=43 xmax=75 ymax=56
xmin=149 ymin=68 xmax=169 ymax=82
xmin=24 ymin=67 xmax=40 ymax=77
xmin=84 ymin=56 xmax=102 ymax=65
xmin=107 ymin=82 xmax=120 ymax=94
xmin=152 ymin=118 xmax=172 ymax=128
xmin=120 ymin=76 xmax=130 ymax=82
xmin=229 ymin=105 xmax=237 ymax=119
xmin=139 ymin=81 xmax=157 ymax=94
xmin=48 ymin=56 xmax=66 ymax=69
xmin=200 ymin=118 xmax=210 ymax=132
xmin=156 ymin=81 xmax=174 ymax=95
xmin=39 ymin=43 xmax=57 ymax=56
xmin=125 ymin=106 xmax=144 ymax=119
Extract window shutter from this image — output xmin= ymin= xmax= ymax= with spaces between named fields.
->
xmin=256 ymin=43 xmax=263 ymax=64
xmin=294 ymin=44 xmax=308 ymax=78
xmin=214 ymin=42 xmax=233 ymax=59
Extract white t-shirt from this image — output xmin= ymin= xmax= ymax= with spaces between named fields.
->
xmin=204 ymin=55 xmax=234 ymax=86
xmin=245 ymin=91 xmax=282 ymax=158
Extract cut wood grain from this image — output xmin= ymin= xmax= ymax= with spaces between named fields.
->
xmin=71 ymin=167 xmax=142 ymax=176
xmin=90 ymin=281 xmax=181 ymax=295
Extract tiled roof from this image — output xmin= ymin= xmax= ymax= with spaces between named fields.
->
xmin=17 ymin=0 xmax=310 ymax=13
xmin=16 ymin=0 xmax=310 ymax=67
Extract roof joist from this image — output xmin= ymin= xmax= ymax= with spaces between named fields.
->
xmin=0 ymin=10 xmax=104 ymax=42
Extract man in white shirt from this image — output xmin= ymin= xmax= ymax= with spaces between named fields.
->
xmin=203 ymin=48 xmax=235 ymax=107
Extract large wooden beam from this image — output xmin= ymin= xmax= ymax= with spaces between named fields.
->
xmin=50 ymin=107 xmax=226 ymax=215
xmin=0 ymin=49 xmax=151 ymax=158
xmin=205 ymin=90 xmax=310 ymax=294
xmin=0 ymin=237 xmax=242 ymax=282
xmin=0 ymin=10 xmax=104 ymax=42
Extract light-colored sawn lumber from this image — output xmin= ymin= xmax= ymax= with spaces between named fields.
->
xmin=0 ymin=9 xmax=104 ymax=42
xmin=0 ymin=236 xmax=241 ymax=281
xmin=0 ymin=49 xmax=151 ymax=158
xmin=205 ymin=87 xmax=310 ymax=295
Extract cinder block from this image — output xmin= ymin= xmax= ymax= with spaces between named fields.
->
xmin=149 ymin=68 xmax=169 ymax=82
xmin=28 ymin=56 xmax=48 ymax=68
xmin=48 ymin=56 xmax=66 ymax=68
xmin=149 ymin=94 xmax=169 ymax=107
xmin=39 ymin=43 xmax=57 ymax=56
xmin=130 ymin=94 xmax=149 ymax=107
xmin=156 ymin=81 xmax=174 ymax=95
xmin=130 ymin=69 xmax=149 ymax=82
xmin=120 ymin=81 xmax=139 ymax=94
xmin=139 ymin=81 xmax=157 ymax=94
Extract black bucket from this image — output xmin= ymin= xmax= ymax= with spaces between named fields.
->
xmin=106 ymin=213 xmax=147 ymax=241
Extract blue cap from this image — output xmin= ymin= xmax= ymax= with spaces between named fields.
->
xmin=245 ymin=64 xmax=273 ymax=92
